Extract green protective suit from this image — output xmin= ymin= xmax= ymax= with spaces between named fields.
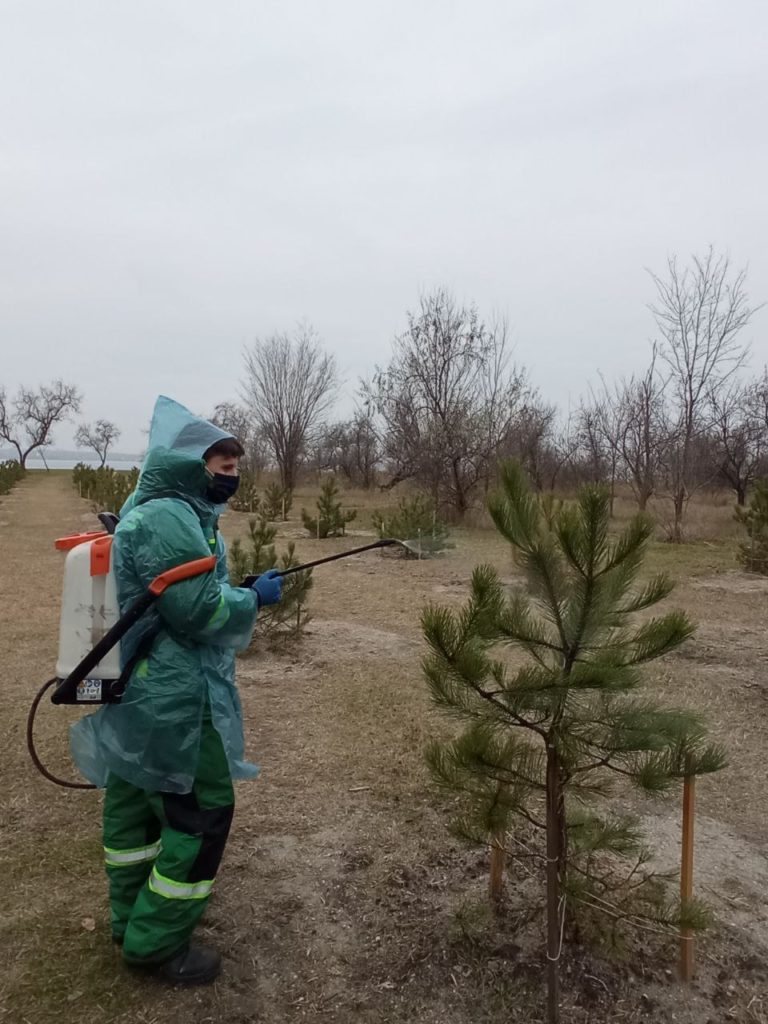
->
xmin=70 ymin=395 xmax=260 ymax=793
xmin=69 ymin=396 xmax=262 ymax=963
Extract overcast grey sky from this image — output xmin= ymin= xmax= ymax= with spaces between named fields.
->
xmin=1 ymin=0 xmax=766 ymax=451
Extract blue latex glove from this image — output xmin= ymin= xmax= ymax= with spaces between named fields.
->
xmin=251 ymin=569 xmax=283 ymax=607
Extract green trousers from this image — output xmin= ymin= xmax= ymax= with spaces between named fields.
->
xmin=102 ymin=720 xmax=235 ymax=964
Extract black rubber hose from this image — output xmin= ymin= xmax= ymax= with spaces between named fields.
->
xmin=27 ymin=679 xmax=96 ymax=790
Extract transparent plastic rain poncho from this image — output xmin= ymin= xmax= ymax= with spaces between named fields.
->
xmin=70 ymin=396 xmax=260 ymax=793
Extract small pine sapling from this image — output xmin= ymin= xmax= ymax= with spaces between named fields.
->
xmin=302 ymin=476 xmax=356 ymax=538
xmin=229 ymin=515 xmax=312 ymax=643
xmin=422 ymin=462 xmax=725 ymax=1023
xmin=229 ymin=469 xmax=261 ymax=513
xmin=372 ymin=493 xmax=450 ymax=556
xmin=263 ymin=482 xmax=293 ymax=521
xmin=735 ymin=480 xmax=768 ymax=574
xmin=72 ymin=463 xmax=139 ymax=513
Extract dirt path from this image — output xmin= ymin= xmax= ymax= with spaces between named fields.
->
xmin=2 ymin=474 xmax=768 ymax=1024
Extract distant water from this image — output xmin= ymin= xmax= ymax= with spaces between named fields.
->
xmin=26 ymin=459 xmax=140 ymax=471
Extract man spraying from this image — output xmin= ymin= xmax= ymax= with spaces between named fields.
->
xmin=70 ymin=396 xmax=282 ymax=984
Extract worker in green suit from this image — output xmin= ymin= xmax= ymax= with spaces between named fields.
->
xmin=71 ymin=396 xmax=282 ymax=984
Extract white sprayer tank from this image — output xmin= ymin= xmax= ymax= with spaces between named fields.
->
xmin=56 ymin=533 xmax=122 ymax=689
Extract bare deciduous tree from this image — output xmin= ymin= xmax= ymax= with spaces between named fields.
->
xmin=210 ymin=401 xmax=269 ymax=476
xmin=575 ymin=399 xmax=608 ymax=486
xmin=345 ymin=408 xmax=380 ymax=489
xmin=312 ymin=410 xmax=380 ymax=488
xmin=573 ymin=384 xmax=625 ymax=511
xmin=499 ymin=395 xmax=557 ymax=492
xmin=709 ymin=378 xmax=768 ymax=505
xmin=241 ymin=325 xmax=338 ymax=491
xmin=0 ymin=380 xmax=81 ymax=468
xmin=650 ymin=248 xmax=757 ymax=540
xmin=540 ymin=414 xmax=578 ymax=492
xmin=75 ymin=419 xmax=121 ymax=467
xmin=594 ymin=381 xmax=624 ymax=511
xmin=611 ymin=349 xmax=669 ymax=511
xmin=365 ymin=289 xmax=528 ymax=516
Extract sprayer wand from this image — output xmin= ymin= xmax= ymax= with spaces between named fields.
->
xmin=241 ymin=538 xmax=403 ymax=586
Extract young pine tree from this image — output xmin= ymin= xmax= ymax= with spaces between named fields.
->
xmin=73 ymin=464 xmax=139 ymax=513
xmin=422 ymin=462 xmax=725 ymax=1023
xmin=735 ymin=479 xmax=768 ymax=574
xmin=229 ymin=469 xmax=261 ymax=513
xmin=371 ymin=493 xmax=451 ymax=557
xmin=263 ymin=481 xmax=293 ymax=521
xmin=302 ymin=476 xmax=356 ymax=538
xmin=229 ymin=516 xmax=312 ymax=643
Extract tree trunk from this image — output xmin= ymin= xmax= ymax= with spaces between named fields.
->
xmin=609 ymin=471 xmax=616 ymax=518
xmin=545 ymin=745 xmax=563 ymax=1024
xmin=635 ymin=477 xmax=653 ymax=511
xmin=489 ymin=834 xmax=505 ymax=908
xmin=736 ymin=481 xmax=747 ymax=506
xmin=672 ymin=488 xmax=685 ymax=543
xmin=451 ymin=460 xmax=468 ymax=519
xmin=282 ymin=460 xmax=295 ymax=493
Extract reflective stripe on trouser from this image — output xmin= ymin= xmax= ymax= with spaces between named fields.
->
xmin=104 ymin=841 xmax=161 ymax=867
xmin=103 ymin=718 xmax=235 ymax=965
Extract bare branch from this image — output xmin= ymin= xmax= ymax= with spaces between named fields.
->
xmin=75 ymin=419 xmax=121 ymax=468
xmin=240 ymin=324 xmax=339 ymax=491
xmin=210 ymin=400 xmax=270 ymax=475
xmin=365 ymin=289 xmax=530 ymax=516
xmin=0 ymin=380 xmax=81 ymax=467
xmin=648 ymin=248 xmax=758 ymax=539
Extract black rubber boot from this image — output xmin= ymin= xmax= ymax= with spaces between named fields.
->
xmin=160 ymin=944 xmax=221 ymax=985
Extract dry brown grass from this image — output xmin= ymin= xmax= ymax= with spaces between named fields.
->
xmin=1 ymin=473 xmax=766 ymax=1024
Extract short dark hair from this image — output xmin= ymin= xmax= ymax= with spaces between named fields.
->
xmin=203 ymin=437 xmax=245 ymax=460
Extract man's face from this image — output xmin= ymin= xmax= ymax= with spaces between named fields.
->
xmin=205 ymin=453 xmax=240 ymax=477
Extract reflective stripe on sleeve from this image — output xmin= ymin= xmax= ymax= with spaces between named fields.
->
xmin=202 ymin=593 xmax=230 ymax=633
xmin=104 ymin=841 xmax=161 ymax=867
xmin=148 ymin=866 xmax=214 ymax=901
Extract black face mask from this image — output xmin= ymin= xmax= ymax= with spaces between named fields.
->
xmin=206 ymin=473 xmax=240 ymax=504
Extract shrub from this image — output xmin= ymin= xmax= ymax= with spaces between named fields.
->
xmin=0 ymin=459 xmax=25 ymax=496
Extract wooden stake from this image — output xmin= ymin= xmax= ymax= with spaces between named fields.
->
xmin=679 ymin=769 xmax=696 ymax=983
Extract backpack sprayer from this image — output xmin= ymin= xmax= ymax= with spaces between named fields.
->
xmin=27 ymin=522 xmax=424 ymax=790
